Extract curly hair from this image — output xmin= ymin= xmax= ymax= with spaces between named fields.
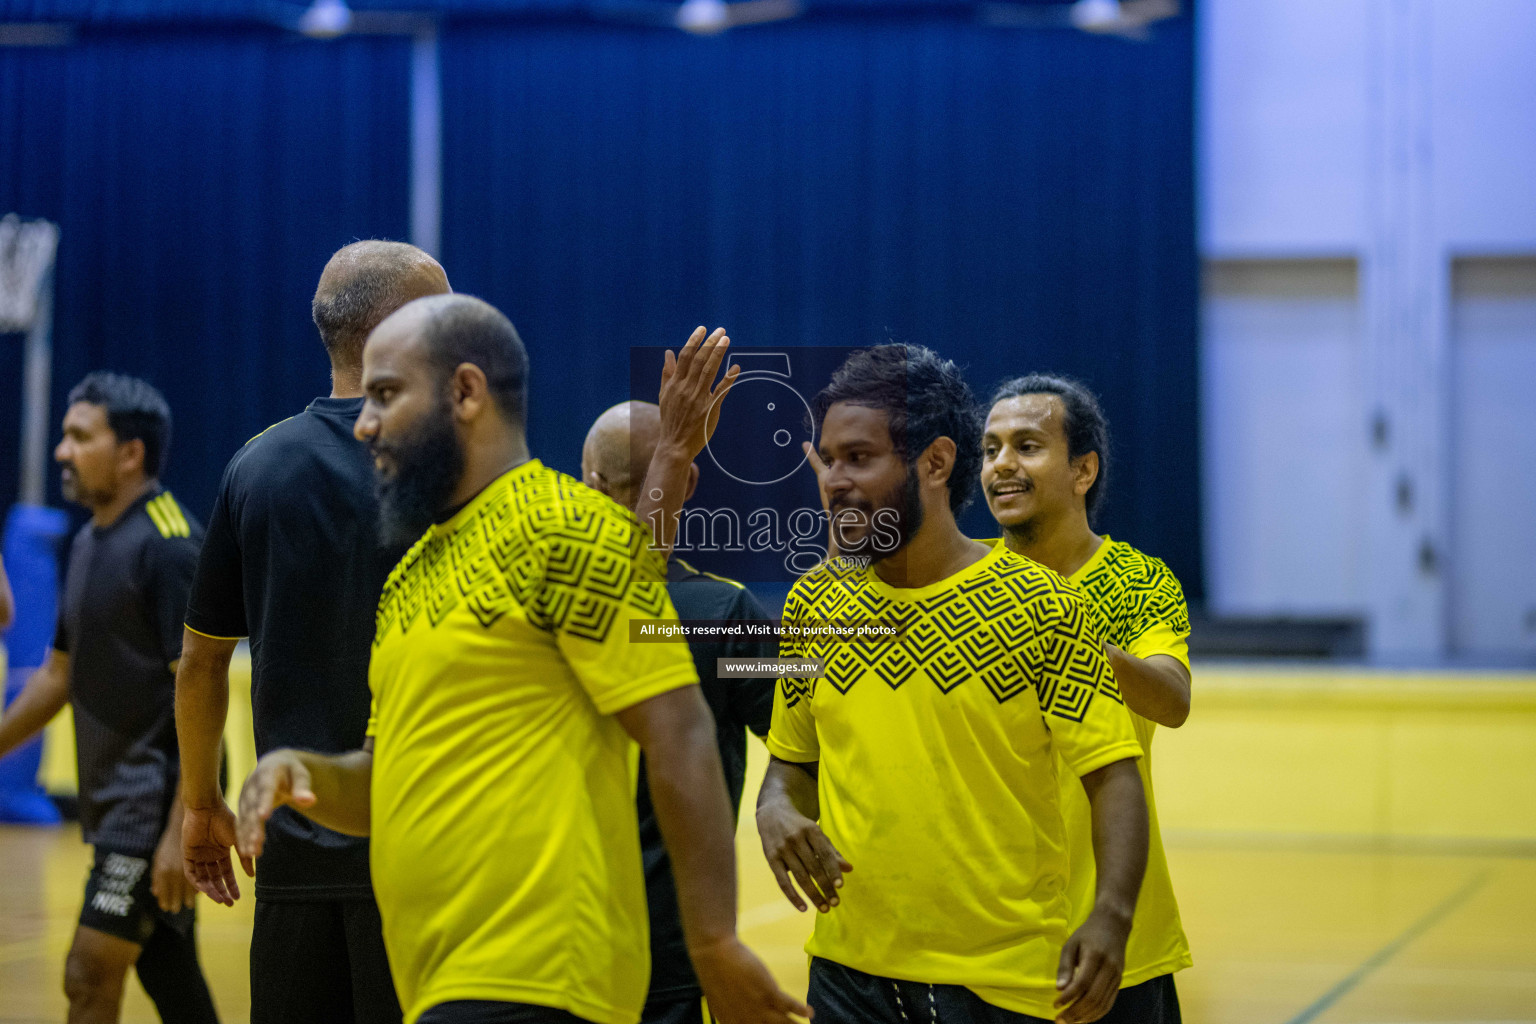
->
xmin=812 ymin=344 xmax=982 ymax=516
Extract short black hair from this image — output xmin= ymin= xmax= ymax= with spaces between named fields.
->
xmin=67 ymin=372 xmax=173 ymax=477
xmin=991 ymin=373 xmax=1111 ymax=521
xmin=812 ymin=344 xmax=981 ymax=516
xmin=415 ymin=295 xmax=529 ymax=424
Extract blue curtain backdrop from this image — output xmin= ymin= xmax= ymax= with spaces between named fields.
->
xmin=441 ymin=19 xmax=1199 ymax=589
xmin=0 ymin=32 xmax=412 ymax=520
xmin=0 ymin=8 xmax=1199 ymax=596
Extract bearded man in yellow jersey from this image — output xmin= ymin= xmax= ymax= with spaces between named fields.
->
xmin=752 ymin=345 xmax=1150 ymax=1024
xmin=981 ymin=374 xmax=1194 ymax=1024
xmin=232 ymin=295 xmax=808 ymax=1024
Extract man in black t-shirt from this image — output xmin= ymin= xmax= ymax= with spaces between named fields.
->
xmin=176 ymin=240 xmax=450 ymax=1024
xmin=0 ymin=373 xmax=218 ymax=1024
xmin=581 ymin=400 xmax=774 ymax=1024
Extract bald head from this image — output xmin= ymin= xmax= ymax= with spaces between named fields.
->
xmin=312 ymin=240 xmax=449 ymax=373
xmin=582 ymin=401 xmax=661 ymax=510
xmin=369 ymin=293 xmax=529 ymax=425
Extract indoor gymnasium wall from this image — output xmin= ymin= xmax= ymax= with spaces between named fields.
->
xmin=1199 ymin=0 xmax=1536 ymax=661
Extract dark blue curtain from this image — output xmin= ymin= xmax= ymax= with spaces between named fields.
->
xmin=1 ymin=12 xmax=1198 ymax=596
xmin=0 ymin=32 xmax=410 ymax=522
xmin=442 ymin=19 xmax=1200 ymax=592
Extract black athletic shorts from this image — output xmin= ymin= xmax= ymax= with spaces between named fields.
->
xmin=641 ymin=992 xmax=716 ymax=1024
xmin=808 ymin=958 xmax=1050 ymax=1024
xmin=79 ymin=847 xmax=194 ymax=945
xmin=1098 ymin=974 xmax=1182 ymax=1024
xmin=250 ymin=898 xmax=402 ymax=1024
xmin=417 ymin=1002 xmax=586 ymax=1024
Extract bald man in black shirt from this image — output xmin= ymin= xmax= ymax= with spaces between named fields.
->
xmin=176 ymin=241 xmax=449 ymax=1024
xmin=0 ymin=372 xmax=218 ymax=1024
xmin=581 ymin=400 xmax=775 ymax=1024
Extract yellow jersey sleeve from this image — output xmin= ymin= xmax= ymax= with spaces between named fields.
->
xmin=1126 ymin=621 xmax=1190 ymax=672
xmin=767 ymin=588 xmax=819 ymax=763
xmin=539 ymin=514 xmax=699 ymax=717
xmin=1124 ymin=561 xmax=1192 ymax=672
xmin=1024 ymin=588 xmax=1142 ymax=778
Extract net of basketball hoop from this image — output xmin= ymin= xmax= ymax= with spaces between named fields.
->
xmin=0 ymin=214 xmax=58 ymax=334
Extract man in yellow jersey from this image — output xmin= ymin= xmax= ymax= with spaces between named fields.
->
xmin=753 ymin=345 xmax=1150 ymax=1024
xmin=232 ymin=295 xmax=808 ymax=1024
xmin=981 ymin=374 xmax=1193 ymax=1024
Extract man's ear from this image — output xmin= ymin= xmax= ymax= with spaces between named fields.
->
xmin=921 ymin=436 xmax=957 ymax=490
xmin=450 ymin=363 xmax=491 ymax=423
xmin=116 ymin=437 xmax=147 ymax=479
xmin=1072 ymin=450 xmax=1100 ymax=498
xmin=683 ymin=462 xmax=700 ymax=504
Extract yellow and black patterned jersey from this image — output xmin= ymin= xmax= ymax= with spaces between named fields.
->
xmin=1072 ymin=537 xmax=1191 ymax=669
xmin=366 ymin=460 xmax=698 ymax=1024
xmin=767 ymin=541 xmax=1141 ymax=1019
xmin=1061 ymin=535 xmax=1193 ymax=986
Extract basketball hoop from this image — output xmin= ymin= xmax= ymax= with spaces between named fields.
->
xmin=1 ymin=213 xmax=60 ymax=506
xmin=0 ymin=214 xmax=58 ymax=334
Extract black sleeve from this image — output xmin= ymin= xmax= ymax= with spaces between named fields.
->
xmin=147 ymin=533 xmax=202 ymax=666
xmin=725 ymin=587 xmax=776 ymax=737
xmin=53 ymin=606 xmax=69 ymax=654
xmin=184 ymin=472 xmax=249 ymax=640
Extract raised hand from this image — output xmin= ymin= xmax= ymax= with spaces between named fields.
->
xmin=657 ymin=326 xmax=741 ymax=462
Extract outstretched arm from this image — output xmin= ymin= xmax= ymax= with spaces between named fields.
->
xmin=0 ymin=649 xmax=69 ymax=760
xmin=235 ymin=741 xmax=374 ymax=867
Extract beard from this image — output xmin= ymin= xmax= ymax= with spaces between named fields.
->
xmin=372 ymin=397 xmax=466 ymax=549
xmin=831 ymin=463 xmax=925 ymax=560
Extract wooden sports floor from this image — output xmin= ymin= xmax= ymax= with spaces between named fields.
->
xmin=3 ymin=728 xmax=1535 ymax=1023
xmin=4 ymin=809 xmax=1533 ymax=1023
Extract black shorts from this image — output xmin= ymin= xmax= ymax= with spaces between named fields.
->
xmin=1098 ymin=974 xmax=1182 ymax=1024
xmin=807 ymin=958 xmax=1050 ymax=1024
xmin=417 ymin=1003 xmax=587 ymax=1024
xmin=79 ymin=847 xmax=194 ymax=945
xmin=250 ymin=897 xmax=402 ymax=1024
xmin=641 ymin=992 xmax=715 ymax=1024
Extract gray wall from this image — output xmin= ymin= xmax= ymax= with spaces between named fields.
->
xmin=1200 ymin=0 xmax=1536 ymax=660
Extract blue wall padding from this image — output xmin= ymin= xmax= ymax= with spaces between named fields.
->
xmin=0 ymin=502 xmax=69 ymax=824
